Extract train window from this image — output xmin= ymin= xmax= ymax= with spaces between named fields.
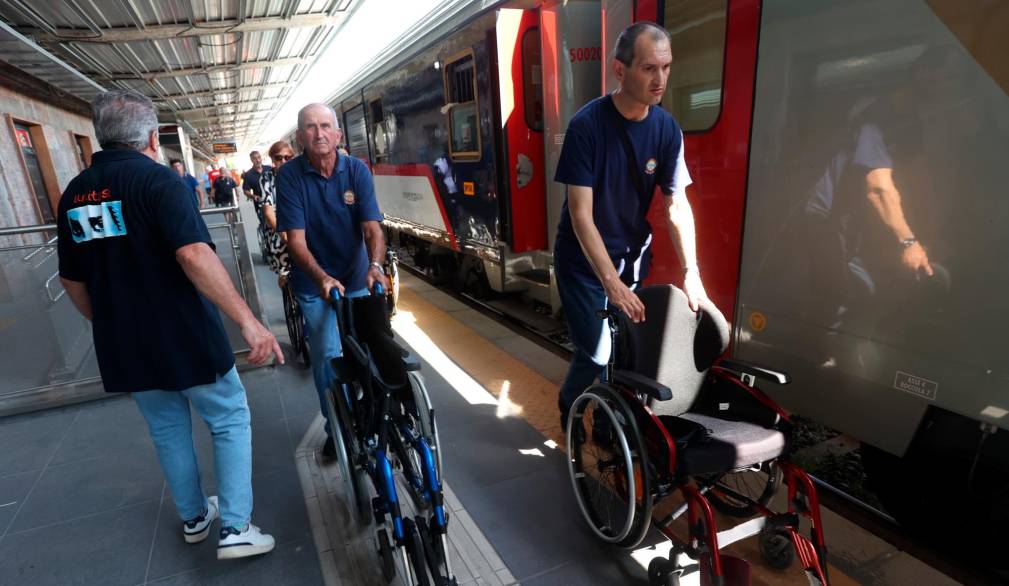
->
xmin=661 ymin=0 xmax=728 ymax=132
xmin=521 ymin=28 xmax=543 ymax=132
xmin=344 ymin=103 xmax=370 ymax=159
xmin=370 ymin=98 xmax=389 ymax=159
xmin=73 ymin=134 xmax=92 ymax=169
xmin=444 ymin=52 xmax=481 ymax=158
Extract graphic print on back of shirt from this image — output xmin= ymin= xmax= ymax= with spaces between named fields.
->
xmin=67 ymin=201 xmax=127 ymax=243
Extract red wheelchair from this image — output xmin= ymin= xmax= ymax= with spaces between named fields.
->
xmin=565 ymin=285 xmax=830 ymax=586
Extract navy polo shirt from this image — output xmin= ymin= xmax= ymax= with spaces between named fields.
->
xmin=56 ymin=149 xmax=234 ymax=393
xmin=554 ymin=94 xmax=691 ymax=284
xmin=275 ymin=153 xmax=383 ymax=296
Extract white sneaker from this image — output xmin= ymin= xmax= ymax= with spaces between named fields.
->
xmin=217 ymin=523 xmax=276 ymax=559
xmin=183 ymin=496 xmax=219 ymax=544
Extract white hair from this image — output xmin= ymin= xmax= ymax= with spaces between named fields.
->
xmin=297 ymin=103 xmax=340 ymax=130
xmin=91 ymin=90 xmax=158 ymax=150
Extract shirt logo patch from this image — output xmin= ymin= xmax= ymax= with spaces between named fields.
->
xmin=343 ymin=190 xmax=356 ymax=205
xmin=67 ymin=201 xmax=127 ymax=243
xmin=645 ymin=158 xmax=658 ymax=175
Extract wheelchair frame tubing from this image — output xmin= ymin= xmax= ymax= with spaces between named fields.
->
xmin=375 ymin=448 xmax=405 ymax=543
xmin=779 ymin=461 xmax=830 ymax=584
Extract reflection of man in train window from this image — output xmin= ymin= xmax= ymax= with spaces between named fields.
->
xmin=552 ymin=23 xmax=706 ymax=427
xmin=802 ymin=49 xmax=976 ymax=345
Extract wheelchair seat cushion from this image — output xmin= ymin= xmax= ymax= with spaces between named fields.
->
xmin=616 ymin=285 xmax=730 ymax=416
xmin=660 ymin=413 xmax=785 ymax=477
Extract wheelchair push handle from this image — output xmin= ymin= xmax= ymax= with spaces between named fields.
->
xmin=373 ymin=282 xmax=384 ymax=296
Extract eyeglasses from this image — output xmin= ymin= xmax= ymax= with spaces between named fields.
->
xmin=271 ymin=154 xmax=294 ymax=162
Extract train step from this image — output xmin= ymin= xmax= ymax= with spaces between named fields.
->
xmin=514 ymin=269 xmax=550 ymax=287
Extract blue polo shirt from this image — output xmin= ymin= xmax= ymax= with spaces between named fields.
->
xmin=182 ymin=173 xmax=200 ymax=205
xmin=56 ymin=149 xmax=234 ymax=393
xmin=275 ymin=153 xmax=383 ymax=296
xmin=554 ymin=94 xmax=691 ymax=284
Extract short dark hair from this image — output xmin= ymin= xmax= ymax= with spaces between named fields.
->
xmin=249 ymin=150 xmax=260 ymax=158
xmin=613 ymin=22 xmax=671 ymax=67
xmin=168 ymin=158 xmax=182 ymax=167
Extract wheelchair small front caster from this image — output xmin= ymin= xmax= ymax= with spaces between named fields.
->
xmin=647 ymin=557 xmax=680 ymax=586
xmin=759 ymin=526 xmax=795 ymax=570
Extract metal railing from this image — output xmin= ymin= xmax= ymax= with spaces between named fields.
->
xmin=0 ymin=205 xmax=267 ymax=416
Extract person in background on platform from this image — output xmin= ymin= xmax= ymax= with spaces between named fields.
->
xmin=259 ymin=141 xmax=294 ymax=284
xmin=170 ymin=158 xmax=207 ymax=208
xmin=208 ymin=164 xmax=222 ymax=190
xmin=553 ymin=22 xmax=707 ymax=428
xmin=276 ymin=103 xmax=389 ymax=458
xmin=57 ymin=89 xmax=281 ymax=559
xmin=212 ymin=169 xmax=238 ymax=207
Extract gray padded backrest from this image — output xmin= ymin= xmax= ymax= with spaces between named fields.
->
xmin=617 ymin=285 xmax=730 ymax=416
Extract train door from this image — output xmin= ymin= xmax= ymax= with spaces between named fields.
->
xmin=613 ymin=0 xmax=759 ymax=320
xmin=541 ymin=0 xmax=603 ymax=311
xmin=495 ymin=8 xmax=547 ymax=254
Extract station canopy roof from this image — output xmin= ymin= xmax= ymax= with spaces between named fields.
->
xmin=0 ymin=0 xmax=360 ymax=160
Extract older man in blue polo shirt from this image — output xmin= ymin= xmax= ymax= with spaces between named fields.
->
xmin=276 ymin=103 xmax=389 ymax=458
xmin=554 ymin=22 xmax=708 ymax=428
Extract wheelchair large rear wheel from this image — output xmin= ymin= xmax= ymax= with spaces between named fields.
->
xmin=394 ymin=372 xmax=442 ymax=513
xmin=567 ymin=384 xmax=653 ymax=548
xmin=703 ymin=461 xmax=782 ymax=518
xmin=330 ymin=385 xmax=372 ymax=526
xmin=282 ymin=284 xmax=310 ymax=366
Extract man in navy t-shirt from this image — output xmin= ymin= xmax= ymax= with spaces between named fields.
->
xmin=170 ymin=158 xmax=206 ymax=208
xmin=58 ymin=90 xmax=282 ymax=558
xmin=553 ymin=22 xmax=708 ymax=426
xmin=276 ymin=103 xmax=389 ymax=458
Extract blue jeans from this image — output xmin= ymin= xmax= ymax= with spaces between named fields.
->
xmin=297 ymin=288 xmax=370 ymax=433
xmin=132 ymin=366 xmax=251 ymax=528
xmin=556 ymin=270 xmax=613 ymax=425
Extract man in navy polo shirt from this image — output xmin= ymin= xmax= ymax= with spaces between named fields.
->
xmin=276 ymin=103 xmax=389 ymax=458
xmin=57 ymin=90 xmax=281 ymax=559
xmin=554 ymin=22 xmax=708 ymax=427
xmin=170 ymin=158 xmax=206 ymax=208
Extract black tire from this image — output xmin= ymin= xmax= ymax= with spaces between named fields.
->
xmin=416 ymin=516 xmax=452 ymax=586
xmin=376 ymin=529 xmax=397 ymax=582
xmin=283 ymin=285 xmax=311 ymax=366
xmin=332 ymin=384 xmax=372 ymax=526
xmin=647 ymin=558 xmax=680 ymax=586
xmin=567 ymin=384 xmax=653 ymax=549
xmin=403 ymin=517 xmax=432 ymax=586
xmin=703 ymin=461 xmax=783 ymax=518
xmin=759 ymin=526 xmax=796 ymax=570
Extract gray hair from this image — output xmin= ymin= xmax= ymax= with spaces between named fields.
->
xmin=613 ymin=22 xmax=671 ymax=67
xmin=297 ymin=103 xmax=340 ymax=131
xmin=91 ymin=90 xmax=158 ymax=151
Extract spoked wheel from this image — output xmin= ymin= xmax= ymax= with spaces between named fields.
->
xmin=567 ymin=384 xmax=653 ymax=549
xmin=703 ymin=461 xmax=782 ymax=518
xmin=331 ymin=384 xmax=373 ymax=526
xmin=282 ymin=284 xmax=311 ymax=366
xmin=394 ymin=372 xmax=441 ymax=513
xmin=403 ymin=517 xmax=432 ymax=586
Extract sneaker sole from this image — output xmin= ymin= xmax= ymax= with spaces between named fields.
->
xmin=184 ymin=527 xmax=212 ymax=544
xmin=217 ymin=542 xmax=276 ymax=559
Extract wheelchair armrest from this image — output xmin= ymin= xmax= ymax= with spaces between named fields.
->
xmin=716 ymin=358 xmax=790 ymax=385
xmin=612 ymin=369 xmax=672 ymax=401
xmin=401 ymin=353 xmax=421 ymax=372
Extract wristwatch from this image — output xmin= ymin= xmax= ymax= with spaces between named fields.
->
xmin=683 ymin=265 xmax=699 ymax=275
xmin=369 ymin=261 xmax=384 ymax=273
xmin=900 ymin=237 xmax=918 ymax=249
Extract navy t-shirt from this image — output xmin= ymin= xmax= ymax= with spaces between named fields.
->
xmin=242 ymin=166 xmax=271 ymax=198
xmin=554 ymin=94 xmax=691 ymax=284
xmin=57 ymin=149 xmax=234 ymax=393
xmin=275 ymin=153 xmax=383 ymax=296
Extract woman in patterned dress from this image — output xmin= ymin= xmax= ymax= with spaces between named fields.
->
xmin=259 ymin=140 xmax=294 ymax=286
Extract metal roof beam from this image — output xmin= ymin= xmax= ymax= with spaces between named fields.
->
xmin=27 ymin=13 xmax=343 ymax=44
xmin=167 ymin=97 xmax=285 ymax=115
xmin=152 ymin=83 xmax=294 ymax=102
xmin=104 ymin=57 xmax=309 ymax=81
